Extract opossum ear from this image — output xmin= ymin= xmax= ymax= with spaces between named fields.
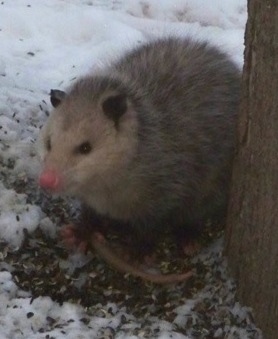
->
xmin=102 ymin=94 xmax=127 ymax=124
xmin=50 ymin=89 xmax=66 ymax=108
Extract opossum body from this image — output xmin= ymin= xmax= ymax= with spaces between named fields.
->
xmin=39 ymin=37 xmax=240 ymax=282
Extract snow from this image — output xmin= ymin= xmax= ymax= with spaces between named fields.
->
xmin=0 ymin=183 xmax=42 ymax=248
xmin=0 ymin=0 xmax=263 ymax=338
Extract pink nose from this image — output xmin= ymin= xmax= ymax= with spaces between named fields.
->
xmin=39 ymin=170 xmax=61 ymax=190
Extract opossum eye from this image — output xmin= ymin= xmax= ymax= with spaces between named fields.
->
xmin=46 ymin=138 xmax=51 ymax=152
xmin=76 ymin=142 xmax=92 ymax=155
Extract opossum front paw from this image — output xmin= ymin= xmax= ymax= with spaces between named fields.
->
xmin=60 ymin=224 xmax=90 ymax=253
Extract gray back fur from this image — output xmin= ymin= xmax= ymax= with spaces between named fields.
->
xmin=56 ymin=37 xmax=241 ymax=231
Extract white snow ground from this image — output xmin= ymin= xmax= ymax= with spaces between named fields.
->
xmin=0 ymin=0 xmax=263 ymax=338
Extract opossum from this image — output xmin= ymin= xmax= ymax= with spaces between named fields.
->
xmin=38 ymin=37 xmax=240 ymax=284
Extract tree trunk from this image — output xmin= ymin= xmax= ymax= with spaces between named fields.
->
xmin=225 ymin=0 xmax=278 ymax=338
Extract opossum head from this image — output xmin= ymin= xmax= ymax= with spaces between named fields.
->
xmin=38 ymin=77 xmax=139 ymax=202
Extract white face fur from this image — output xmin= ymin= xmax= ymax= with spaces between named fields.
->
xmin=38 ymin=89 xmax=139 ymax=216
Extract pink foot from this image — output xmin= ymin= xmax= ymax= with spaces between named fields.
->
xmin=182 ymin=240 xmax=201 ymax=256
xmin=60 ymin=224 xmax=89 ymax=253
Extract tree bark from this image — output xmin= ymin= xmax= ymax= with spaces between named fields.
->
xmin=225 ymin=0 xmax=278 ymax=338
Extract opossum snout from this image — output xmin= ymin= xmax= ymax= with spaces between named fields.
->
xmin=39 ymin=169 xmax=62 ymax=191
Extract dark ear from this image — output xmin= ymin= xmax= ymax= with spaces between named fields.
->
xmin=102 ymin=94 xmax=127 ymax=125
xmin=50 ymin=89 xmax=66 ymax=108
